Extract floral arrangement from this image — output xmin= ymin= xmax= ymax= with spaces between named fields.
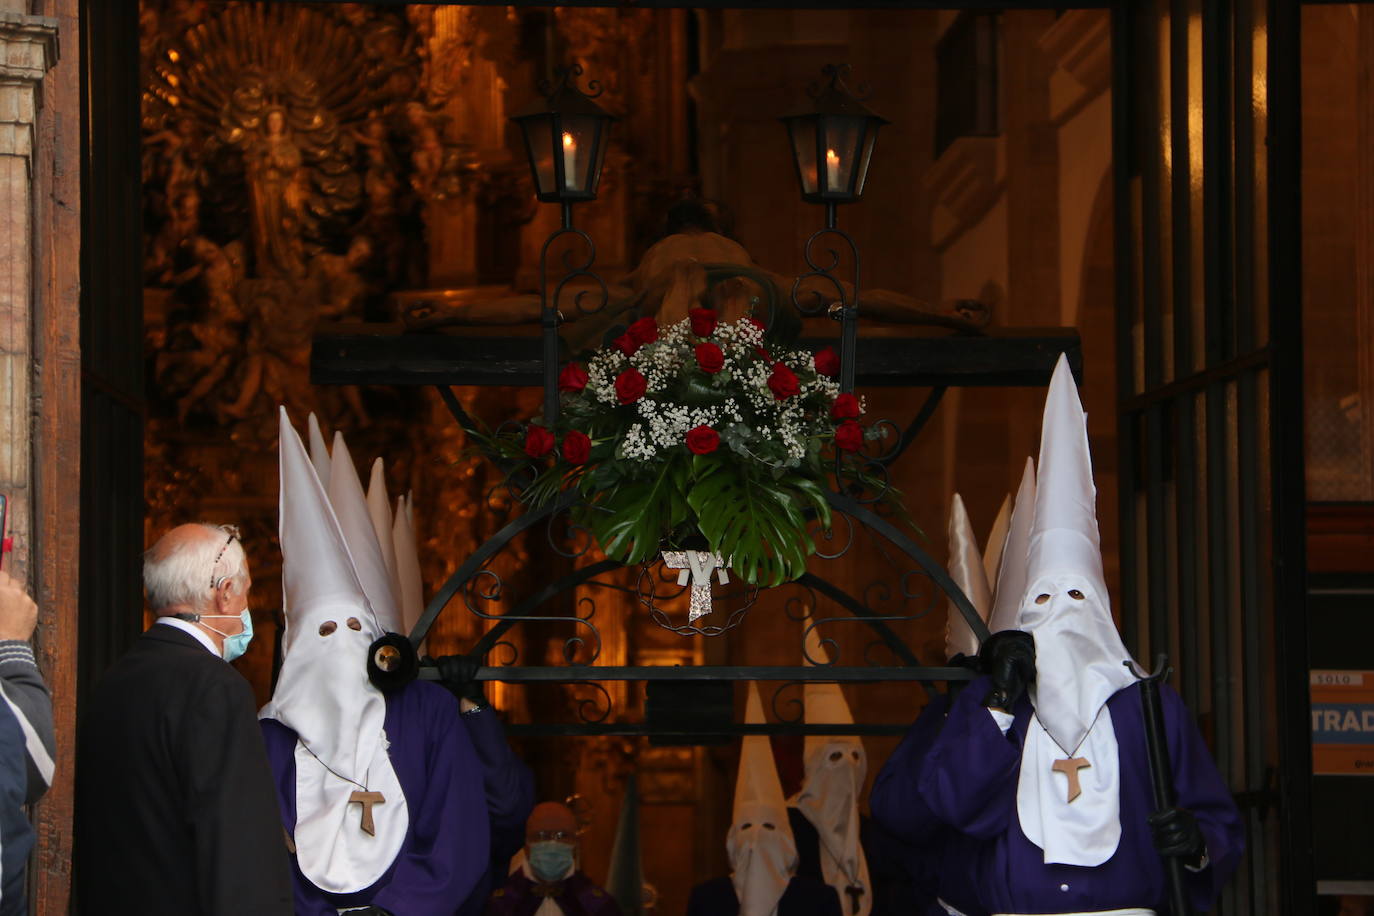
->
xmin=481 ymin=309 xmax=882 ymax=587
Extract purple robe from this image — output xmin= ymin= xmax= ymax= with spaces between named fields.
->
xmin=918 ymin=676 xmax=1244 ymax=914
xmin=870 ymin=692 xmax=986 ymax=916
xmin=483 ymin=871 xmax=623 ymax=916
xmin=458 ymin=706 xmax=536 ymax=916
xmin=259 ymin=680 xmax=491 ymax=916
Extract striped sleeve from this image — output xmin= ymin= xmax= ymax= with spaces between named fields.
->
xmin=0 ymin=641 xmax=54 ymax=802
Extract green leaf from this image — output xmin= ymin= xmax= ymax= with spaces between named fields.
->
xmin=687 ymin=460 xmax=820 ymax=587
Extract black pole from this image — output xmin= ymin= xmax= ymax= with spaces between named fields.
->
xmin=1132 ymin=656 xmax=1191 ymax=916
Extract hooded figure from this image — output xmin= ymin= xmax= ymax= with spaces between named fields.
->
xmin=260 ymin=410 xmax=490 ymax=915
xmin=871 ymin=482 xmax=1025 ymax=916
xmin=986 ymin=459 xmax=1036 ymax=637
xmin=915 ymin=356 xmax=1245 ymax=915
xmin=943 ymin=493 xmax=999 ymax=663
xmin=367 ymin=458 xmax=404 ymax=614
xmin=688 ymin=684 xmax=841 ymax=916
xmin=328 ymin=433 xmax=404 ymax=635
xmin=791 ymin=629 xmax=871 ymax=916
xmin=393 ymin=493 xmax=426 ymax=641
xmin=307 ymin=412 xmax=331 ymax=487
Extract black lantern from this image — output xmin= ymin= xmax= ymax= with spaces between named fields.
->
xmin=780 ymin=64 xmax=889 ymax=205
xmin=511 ymin=65 xmax=616 ymax=205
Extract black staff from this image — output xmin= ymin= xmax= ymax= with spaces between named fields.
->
xmin=1129 ymin=656 xmax=1191 ymax=916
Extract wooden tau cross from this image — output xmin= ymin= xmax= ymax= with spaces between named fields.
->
xmin=1051 ymin=757 xmax=1092 ymax=803
xmin=844 ymin=885 xmax=865 ymax=915
xmin=348 ymin=790 xmax=386 ymax=836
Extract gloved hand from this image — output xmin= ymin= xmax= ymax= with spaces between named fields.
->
xmin=1149 ymin=806 xmax=1207 ymax=866
xmin=949 ymin=651 xmax=984 ymax=674
xmin=436 ymin=654 xmax=486 ymax=707
xmin=979 ymin=629 xmax=1036 ymax=711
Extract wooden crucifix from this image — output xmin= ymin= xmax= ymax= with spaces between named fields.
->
xmin=1051 ymin=757 xmax=1092 ymax=803
xmin=349 ymin=789 xmax=386 ymax=836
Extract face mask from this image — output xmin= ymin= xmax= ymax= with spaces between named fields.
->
xmin=200 ymin=609 xmax=254 ymax=662
xmin=528 ymin=840 xmax=575 ymax=883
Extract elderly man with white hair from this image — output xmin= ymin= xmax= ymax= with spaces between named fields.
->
xmin=75 ymin=522 xmax=293 ymax=916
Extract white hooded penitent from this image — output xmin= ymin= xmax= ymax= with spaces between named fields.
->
xmin=262 ymin=409 xmax=409 ymax=893
xmin=1014 ymin=354 xmax=1137 ymax=868
xmin=728 ymin=682 xmax=797 ymax=916
xmin=982 ymin=493 xmax=1012 ymax=600
xmin=793 ymin=627 xmax=871 ymax=916
xmin=307 ymin=412 xmax=332 ymax=486
xmin=986 ymin=457 xmax=1036 ymax=635
xmin=393 ymin=493 xmax=425 ymax=642
xmin=328 ymin=432 xmax=404 ymax=635
xmin=366 ymin=457 xmax=403 ymax=613
xmin=944 ymin=492 xmax=994 ymax=662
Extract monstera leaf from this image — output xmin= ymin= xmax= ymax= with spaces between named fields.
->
xmin=687 ymin=454 xmax=832 ymax=587
xmin=580 ymin=458 xmax=692 ymax=566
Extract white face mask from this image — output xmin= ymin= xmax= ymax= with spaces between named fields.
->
xmin=1019 ymin=572 xmax=1135 ymax=755
xmin=727 ymin=802 xmax=796 ymax=916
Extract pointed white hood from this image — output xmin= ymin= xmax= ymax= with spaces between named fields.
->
xmin=728 ymin=683 xmax=796 ymax=916
xmin=983 ymin=494 xmax=1012 ymax=598
xmin=328 ymin=433 xmax=403 ymax=635
xmin=944 ymin=493 xmax=993 ymax=662
xmin=1019 ymin=354 xmax=1136 ymax=754
xmin=987 ymin=457 xmax=1036 ymax=635
xmin=793 ymin=628 xmax=870 ymax=916
xmin=366 ymin=458 xmax=403 ymax=615
xmin=393 ymin=494 xmax=425 ymax=641
xmin=263 ymin=409 xmax=408 ymax=894
xmin=307 ymin=413 xmax=331 ymax=486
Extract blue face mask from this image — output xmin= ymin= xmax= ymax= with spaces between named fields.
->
xmin=200 ymin=610 xmax=254 ymax=662
xmin=528 ymin=841 xmax=575 ymax=883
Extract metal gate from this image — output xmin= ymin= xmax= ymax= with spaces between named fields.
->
xmin=1111 ymin=0 xmax=1312 ymax=911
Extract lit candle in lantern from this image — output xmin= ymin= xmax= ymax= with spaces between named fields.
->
xmin=562 ymin=131 xmax=579 ymax=190
xmin=825 ymin=148 xmax=840 ymax=191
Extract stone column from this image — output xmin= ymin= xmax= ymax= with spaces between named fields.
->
xmin=0 ymin=9 xmax=58 ymax=586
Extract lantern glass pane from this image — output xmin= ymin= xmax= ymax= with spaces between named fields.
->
xmin=560 ymin=115 xmax=602 ymax=194
xmin=788 ymin=118 xmax=819 ymax=195
xmin=855 ymin=124 xmax=878 ymax=197
xmin=520 ymin=116 xmax=556 ymax=196
xmin=821 ymin=115 xmax=864 ymax=196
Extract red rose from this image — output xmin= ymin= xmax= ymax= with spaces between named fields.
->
xmin=524 ymin=424 xmax=556 ymax=458
xmin=613 ymin=333 xmax=639 ymax=357
xmin=628 ymin=316 xmax=659 ymax=346
xmin=685 ymin=425 xmax=720 ymax=455
xmin=689 ymin=308 xmax=717 ymax=337
xmin=748 ymin=316 xmax=767 ymax=333
xmin=767 ymin=362 xmax=801 ymax=400
xmin=835 ymin=420 xmax=864 ymax=452
xmin=695 ymin=342 xmax=725 ymax=374
xmin=814 ymin=347 xmax=840 ymax=378
xmin=561 ymin=429 xmax=591 ymax=465
xmin=831 ymin=392 xmax=861 ymax=419
xmin=558 ymin=362 xmax=589 ymax=393
xmin=615 ymin=367 xmax=648 ymax=404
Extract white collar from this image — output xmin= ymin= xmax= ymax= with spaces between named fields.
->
xmin=156 ymin=616 xmax=224 ymax=659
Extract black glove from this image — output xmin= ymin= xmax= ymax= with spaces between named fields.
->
xmin=949 ymin=651 xmax=984 ymax=674
xmin=979 ymin=629 xmax=1036 ymax=711
xmin=1149 ymin=806 xmax=1206 ymax=866
xmin=436 ymin=654 xmax=486 ymax=707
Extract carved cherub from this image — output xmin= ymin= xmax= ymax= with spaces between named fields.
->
xmin=145 ymin=187 xmax=202 ymax=285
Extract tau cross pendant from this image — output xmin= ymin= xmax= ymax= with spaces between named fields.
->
xmin=1050 ymin=757 xmax=1091 ymax=803
xmin=348 ymin=790 xmax=386 ymax=836
xmin=844 ymin=885 xmax=864 ymax=915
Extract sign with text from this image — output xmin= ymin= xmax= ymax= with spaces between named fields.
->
xmin=1311 ymin=670 xmax=1374 ymax=775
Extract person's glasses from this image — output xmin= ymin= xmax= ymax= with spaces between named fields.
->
xmin=527 ymin=829 xmax=574 ymax=843
xmin=210 ymin=525 xmax=241 ymax=590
